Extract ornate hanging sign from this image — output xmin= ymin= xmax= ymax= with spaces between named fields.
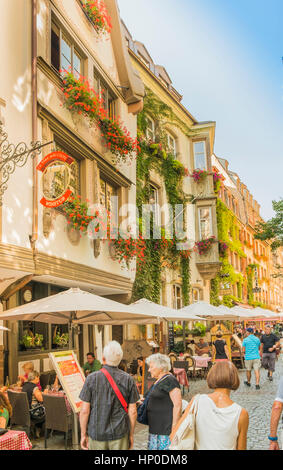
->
xmin=37 ymin=151 xmax=74 ymax=207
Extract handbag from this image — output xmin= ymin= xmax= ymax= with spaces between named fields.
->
xmin=30 ymin=403 xmax=46 ymax=421
xmin=169 ymin=394 xmax=200 ymax=451
xmin=137 ymin=374 xmax=170 ymax=425
xmin=101 ymin=368 xmax=128 ymax=414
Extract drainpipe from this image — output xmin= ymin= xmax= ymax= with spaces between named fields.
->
xmin=30 ymin=0 xmax=38 ymax=252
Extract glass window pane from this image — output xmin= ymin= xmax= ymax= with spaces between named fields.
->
xmin=51 ymin=23 xmax=60 ymax=71
xmin=194 ymin=141 xmax=207 ymax=170
xmin=73 ymin=50 xmax=81 ymax=77
xmin=199 ymin=208 xmax=211 ymax=239
xmin=61 ymin=36 xmax=71 ymax=72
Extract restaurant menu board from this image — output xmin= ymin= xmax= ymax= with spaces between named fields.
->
xmin=49 ymin=350 xmax=85 ymax=414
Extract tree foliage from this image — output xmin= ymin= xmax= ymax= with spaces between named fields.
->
xmin=255 ymin=199 xmax=283 ymax=251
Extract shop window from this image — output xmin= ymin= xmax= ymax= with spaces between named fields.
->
xmin=198 ymin=207 xmax=212 ymax=239
xmin=193 ymin=141 xmax=207 ymax=170
xmin=51 ymin=20 xmax=83 ymax=77
xmin=18 ymin=283 xmax=68 ymax=352
xmin=93 ymin=69 xmax=116 ymax=119
xmin=173 ymin=285 xmax=182 ymax=310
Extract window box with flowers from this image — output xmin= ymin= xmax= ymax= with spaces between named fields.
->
xmin=80 ymin=0 xmax=112 ymax=37
xmin=195 ymin=236 xmax=216 ymax=255
xmin=61 ymin=70 xmax=105 ymax=124
xmin=191 ymin=169 xmax=208 ymax=183
xmin=98 ymin=117 xmax=140 ymax=165
xmin=62 ymin=195 xmax=95 ymax=237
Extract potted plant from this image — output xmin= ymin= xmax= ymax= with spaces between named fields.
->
xmin=20 ymin=333 xmax=44 ymax=351
xmin=98 ymin=117 xmax=139 ymax=165
xmin=53 ymin=332 xmax=69 ymax=349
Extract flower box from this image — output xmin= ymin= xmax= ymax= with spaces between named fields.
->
xmin=80 ymin=0 xmax=112 ymax=37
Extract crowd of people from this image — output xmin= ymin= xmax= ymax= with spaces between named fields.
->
xmin=0 ymin=324 xmax=282 ymax=451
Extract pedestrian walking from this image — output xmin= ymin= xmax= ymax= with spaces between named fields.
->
xmin=170 ymin=361 xmax=249 ymax=450
xmin=269 ymin=376 xmax=283 ymax=450
xmin=79 ymin=341 xmax=139 ymax=451
xmin=260 ymin=326 xmax=280 ymax=382
xmin=242 ymin=328 xmax=261 ymax=390
xmin=212 ymin=332 xmax=230 ymax=362
xmin=142 ymin=354 xmax=182 ymax=450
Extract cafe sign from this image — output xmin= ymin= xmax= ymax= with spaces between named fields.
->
xmin=36 ymin=151 xmax=74 ymax=207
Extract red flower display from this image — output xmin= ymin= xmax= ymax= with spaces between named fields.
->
xmin=191 ymin=169 xmax=208 ymax=182
xmin=195 ymin=236 xmax=216 ymax=255
xmin=61 ymin=70 xmax=106 ymax=123
xmin=98 ymin=117 xmax=139 ymax=165
xmin=81 ymin=0 xmax=112 ymax=36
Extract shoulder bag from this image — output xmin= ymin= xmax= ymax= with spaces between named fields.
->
xmin=137 ymin=374 xmax=171 ymax=425
xmin=169 ymin=394 xmax=201 ymax=450
xmin=101 ymin=368 xmax=128 ymax=414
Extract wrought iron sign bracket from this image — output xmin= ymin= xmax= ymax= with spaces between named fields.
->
xmin=0 ymin=120 xmax=54 ymax=206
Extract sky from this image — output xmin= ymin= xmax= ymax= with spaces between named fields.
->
xmin=118 ymin=0 xmax=283 ymax=220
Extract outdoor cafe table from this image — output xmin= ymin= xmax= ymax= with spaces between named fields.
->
xmin=193 ymin=356 xmax=212 ymax=368
xmin=173 ymin=368 xmax=189 ymax=388
xmin=0 ymin=430 xmax=32 ymax=450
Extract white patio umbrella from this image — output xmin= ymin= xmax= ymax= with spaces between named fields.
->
xmin=130 ymin=298 xmax=202 ymax=321
xmin=179 ymin=301 xmax=237 ymax=321
xmin=0 ymin=325 xmax=10 ymax=331
xmin=0 ymin=288 xmax=161 ymax=348
xmin=252 ymin=307 xmax=278 ymax=319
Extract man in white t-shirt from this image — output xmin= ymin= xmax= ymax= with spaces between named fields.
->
xmin=269 ymin=376 xmax=283 ymax=450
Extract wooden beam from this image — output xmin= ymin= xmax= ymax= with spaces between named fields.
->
xmin=1 ymin=275 xmax=33 ymax=301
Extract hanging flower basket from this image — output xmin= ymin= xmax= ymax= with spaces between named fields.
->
xmin=80 ymin=0 xmax=112 ymax=37
xmin=191 ymin=169 xmax=208 ymax=182
xmin=61 ymin=71 xmax=106 ymax=124
xmin=195 ymin=236 xmax=216 ymax=255
xmin=98 ymin=117 xmax=139 ymax=165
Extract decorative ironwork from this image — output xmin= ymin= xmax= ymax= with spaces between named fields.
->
xmin=0 ymin=120 xmax=53 ymax=206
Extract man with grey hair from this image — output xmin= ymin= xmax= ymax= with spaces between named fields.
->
xmin=79 ymin=341 xmax=139 ymax=450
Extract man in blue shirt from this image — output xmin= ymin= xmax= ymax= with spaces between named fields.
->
xmin=242 ymin=328 xmax=261 ymax=390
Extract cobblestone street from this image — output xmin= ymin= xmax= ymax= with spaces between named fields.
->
xmin=134 ymin=355 xmax=283 ymax=450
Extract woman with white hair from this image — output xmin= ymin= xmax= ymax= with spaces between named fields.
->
xmin=145 ymin=353 xmax=182 ymax=450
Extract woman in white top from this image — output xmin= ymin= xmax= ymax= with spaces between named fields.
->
xmin=171 ymin=361 xmax=249 ymax=450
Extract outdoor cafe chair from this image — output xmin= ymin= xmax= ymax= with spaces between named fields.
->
xmin=7 ymin=390 xmax=35 ymax=438
xmin=40 ymin=372 xmax=51 ymax=391
xmin=168 ymin=353 xmax=178 ymax=370
xmin=184 ymin=356 xmax=202 ymax=380
xmin=43 ymin=394 xmax=73 ymax=450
